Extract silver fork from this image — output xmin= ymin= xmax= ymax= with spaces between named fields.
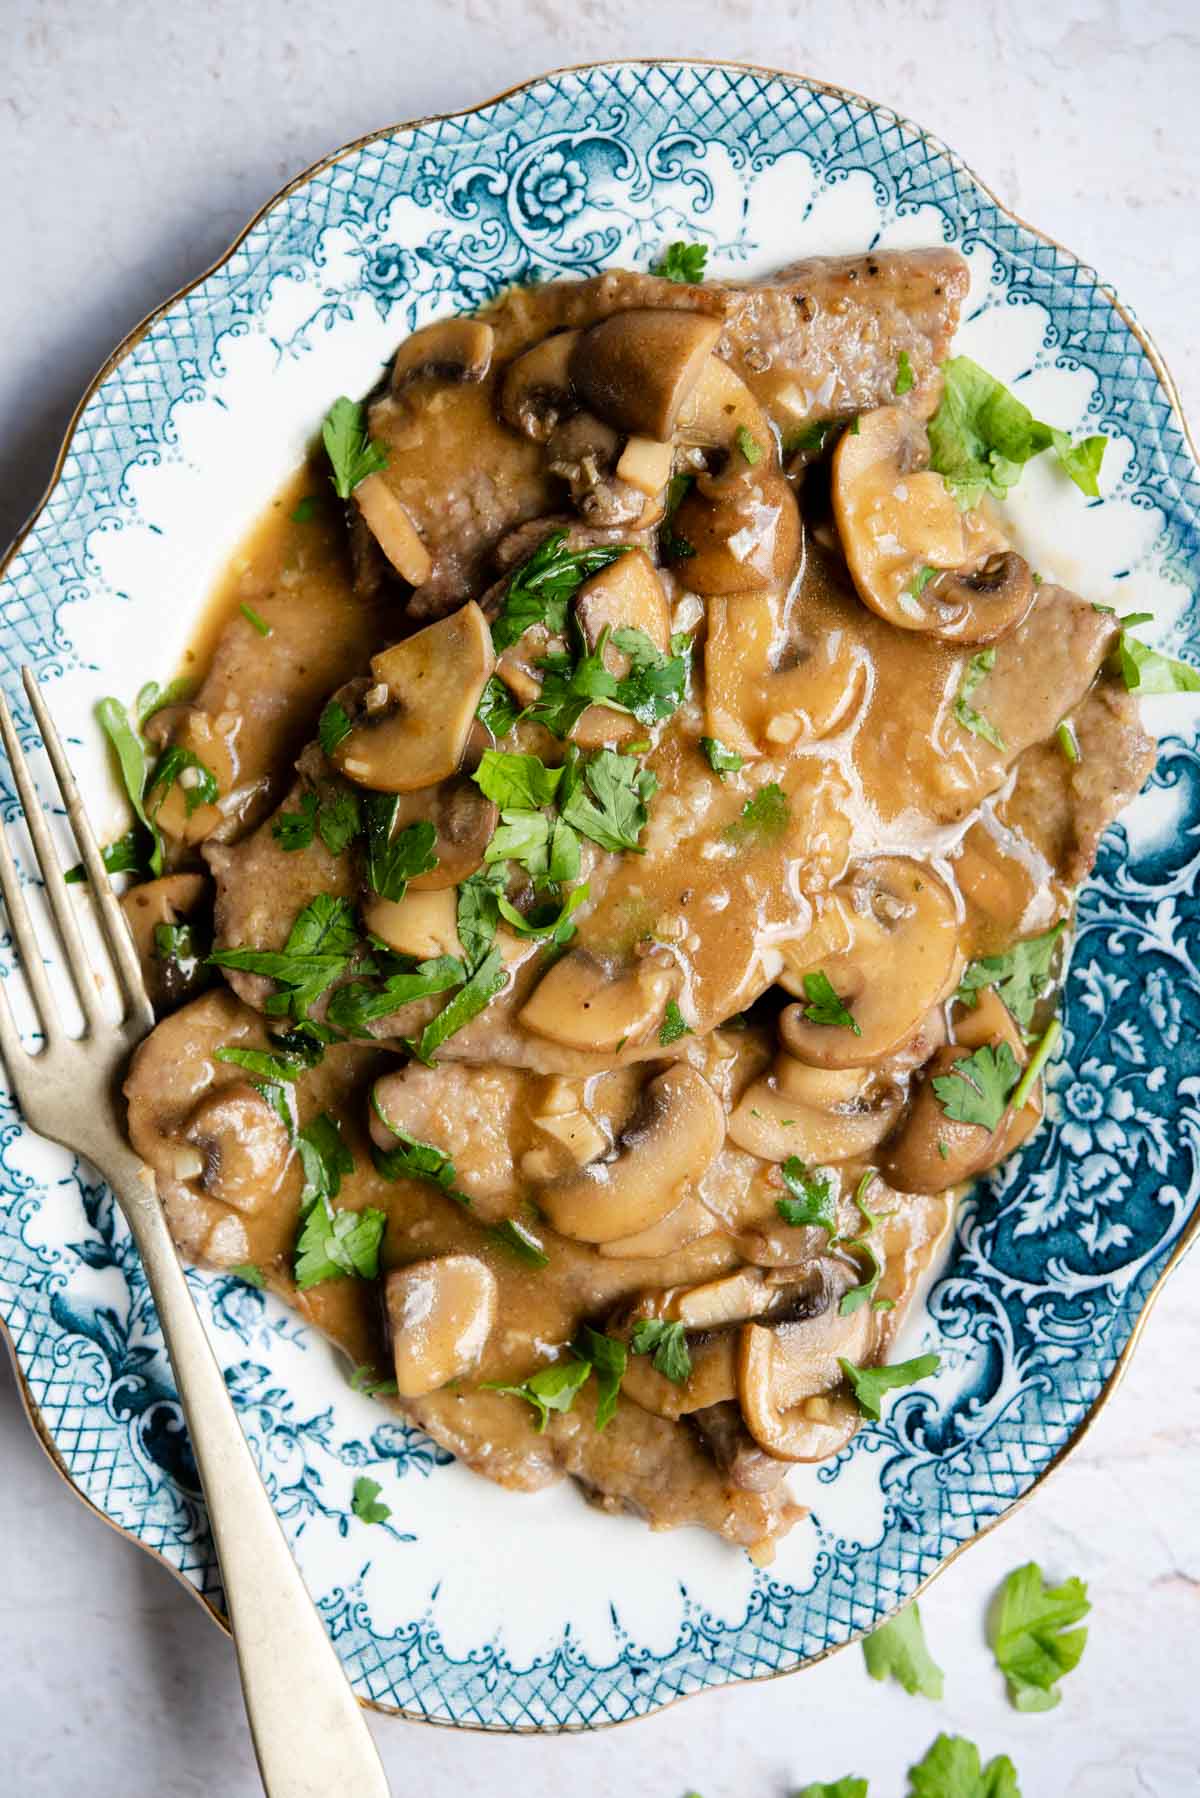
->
xmin=0 ymin=669 xmax=390 ymax=1798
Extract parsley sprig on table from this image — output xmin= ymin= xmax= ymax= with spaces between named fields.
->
xmin=988 ymin=1561 xmax=1090 ymax=1711
xmin=862 ymin=1602 xmax=944 ymax=1700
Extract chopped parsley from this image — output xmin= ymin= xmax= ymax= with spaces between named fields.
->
xmin=489 ymin=1217 xmax=551 ymax=1268
xmin=795 ymin=1783 xmax=868 ymax=1798
xmin=325 ymin=954 xmax=464 ymax=1037
xmin=895 ymin=349 xmax=915 ymax=396
xmin=659 ymin=471 xmax=696 ymax=563
xmin=318 ymin=698 xmax=353 ymax=757
xmin=146 ymin=745 xmax=219 ymax=819
xmin=610 ymin=627 xmax=691 ymax=724
xmin=294 ymin=1200 xmax=385 ymax=1289
xmin=863 ymin=1601 xmax=944 ymax=1700
xmin=956 ymin=923 xmax=1065 ymax=1031
xmin=475 ymin=673 xmax=522 ymax=738
xmin=213 ymin=1033 xmax=324 ymax=1084
xmin=473 ymin=749 xmax=564 ymax=811
xmin=571 ymin=1325 xmax=628 ymax=1429
xmin=273 ymin=788 xmax=364 ymax=857
xmin=229 ymin=1263 xmax=265 ymax=1289
xmin=909 ymin=564 xmax=937 ymax=603
xmin=363 ymin=798 xmax=438 ymax=902
xmin=239 ymin=602 xmax=271 ymax=637
xmin=490 ymin=531 xmax=627 ymax=654
xmin=931 ymin=1042 xmax=1021 ymax=1131
xmin=838 ymin=1353 xmax=941 ymax=1420
xmin=988 ymin=1561 xmax=1090 ymax=1712
xmin=723 ymin=782 xmax=790 ymax=845
xmin=1010 ymin=1018 xmax=1061 ymax=1114
xmin=775 ymin=1158 xmax=837 ymax=1233
xmin=1115 ymin=625 xmax=1200 ymax=695
xmin=954 ymin=649 xmax=1006 ymax=750
xmin=927 ymin=355 xmax=1107 ymax=508
xmin=700 ymin=736 xmax=744 ymax=776
xmin=291 ymin=495 xmax=318 ymax=523
xmin=652 ymin=240 xmax=708 ymax=284
xmin=404 ymin=945 xmax=507 ymax=1065
xmin=799 ymin=969 xmax=861 ymax=1035
xmin=658 ymin=1000 xmax=692 ymax=1046
xmin=908 ymin=1733 xmax=1022 ymax=1798
xmin=735 ymin=424 xmax=764 ymax=465
xmin=209 ymin=894 xmax=360 ymax=1021
xmin=456 ymin=864 xmax=506 ymax=965
xmin=370 ymin=1116 xmax=470 ymax=1203
xmin=64 ymin=827 xmax=146 ymax=885
xmin=351 ymin=1475 xmax=392 ymax=1526
xmin=782 ymin=419 xmax=836 ymax=457
xmin=1056 ymin=719 xmax=1080 ymax=763
xmin=486 ymin=1357 xmax=592 ymax=1431
xmin=629 ymin=1317 xmax=692 ymax=1385
xmin=154 ymin=921 xmax=202 ymax=974
xmin=559 ymin=746 xmax=657 ymax=854
xmin=322 ymin=396 xmax=389 ymax=499
xmin=349 ymin=1364 xmax=400 ymax=1398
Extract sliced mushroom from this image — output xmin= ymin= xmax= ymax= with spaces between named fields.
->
xmin=570 ymin=310 xmax=722 ymax=440
xmin=832 ymin=405 xmax=1034 ymax=643
xmin=353 ymin=473 xmax=433 ymax=587
xmin=143 ymin=704 xmax=237 ymax=846
xmin=597 ymin=1192 xmax=716 ymax=1259
xmin=778 ymin=857 xmax=959 ymax=1068
xmin=390 ymin=317 xmax=494 ymax=392
xmin=333 ymin=602 xmax=494 ymax=793
xmin=384 ymin=1255 xmax=498 ymax=1398
xmin=365 ymin=886 xmax=465 ymax=960
xmin=120 ymin=872 xmax=210 ymax=1013
xmin=536 ymin=1065 xmax=724 ymax=1244
xmin=882 ymin=1040 xmax=1042 ymax=1193
xmin=737 ymin=1301 xmax=870 ymax=1461
xmin=676 ymin=355 xmax=776 ymax=460
xmin=499 ymin=329 xmax=580 ymax=441
xmin=183 ymin=1081 xmax=294 ymax=1214
xmin=728 ymin=1054 xmax=902 ymax=1162
xmin=952 ymin=986 xmax=1024 ymax=1058
xmin=568 ymin=549 xmax=672 ymax=749
xmin=669 ymin=464 xmax=801 ymax=596
xmin=519 ymin=949 xmax=674 ymax=1054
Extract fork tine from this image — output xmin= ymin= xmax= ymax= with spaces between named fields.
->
xmin=0 ymin=687 xmax=107 ymax=1036
xmin=21 ymin=669 xmax=154 ymax=1035
xmin=0 ymin=954 xmax=32 ymax=1090
xmin=0 ymin=793 xmax=62 ymax=1047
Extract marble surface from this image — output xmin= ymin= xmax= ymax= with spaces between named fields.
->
xmin=2 ymin=5 xmax=1199 ymax=1794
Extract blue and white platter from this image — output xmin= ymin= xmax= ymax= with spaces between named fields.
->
xmin=1 ymin=61 xmax=1198 ymax=1731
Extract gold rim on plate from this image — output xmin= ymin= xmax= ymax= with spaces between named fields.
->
xmin=2 ymin=58 xmax=1198 ymax=1732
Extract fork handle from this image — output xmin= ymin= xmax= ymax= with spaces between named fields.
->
xmin=104 ymin=1147 xmax=391 ymax=1798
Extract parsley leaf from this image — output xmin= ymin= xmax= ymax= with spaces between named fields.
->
xmin=473 ymin=750 xmax=564 ymax=810
xmin=95 ymin=695 xmax=165 ymax=876
xmin=988 ymin=1562 xmax=1090 ymax=1712
xmin=213 ymin=1034 xmax=324 ymax=1083
xmin=629 ymin=1317 xmax=692 ymax=1384
xmin=209 ymin=894 xmax=360 ymax=1021
xmin=488 ymin=1217 xmax=550 ymax=1268
xmin=496 ymin=882 xmax=588 ymax=945
xmin=318 ymin=699 xmax=353 ymax=757
xmin=295 ymin=1111 xmax=354 ymax=1206
xmin=272 ymin=792 xmax=320 ymax=851
xmin=322 ymin=396 xmax=389 ymax=499
xmin=490 ymin=531 xmax=627 ymax=654
xmin=363 ymin=798 xmax=438 ymax=902
xmin=907 ymin=1733 xmax=1022 ymax=1798
xmin=659 ymin=472 xmax=696 ymax=562
xmin=325 ymin=954 xmax=463 ymax=1036
xmin=64 ymin=827 xmax=147 ymax=885
xmin=658 ymin=1000 xmax=692 ymax=1045
xmin=154 ymin=921 xmax=202 ymax=975
xmin=349 ymin=1365 xmax=399 ymax=1398
xmin=559 ymin=747 xmax=656 ymax=854
xmin=931 ymin=1042 xmax=1021 ymax=1131
xmin=230 ymin=1263 xmax=265 ymax=1288
xmin=723 ymin=782 xmax=790 ymax=845
xmin=863 ymin=1602 xmax=944 ymax=1699
xmin=475 ymin=673 xmax=522 ymax=738
xmin=700 ymin=736 xmax=744 ymax=776
xmin=351 ymin=1475 xmax=392 ymax=1525
xmin=371 ymin=1118 xmax=470 ymax=1204
xmin=796 ymin=1783 xmax=868 ymax=1798
xmin=782 ymin=420 xmax=837 ymax=457
xmin=776 ymin=1157 xmax=838 ymax=1233
xmin=839 ymin=1353 xmax=941 ymax=1420
xmin=895 ymin=349 xmax=915 ymax=396
xmin=956 ymin=923 xmax=1065 ymax=1031
xmin=1116 ymin=629 xmax=1200 ymax=695
xmin=405 ymin=944 xmax=507 ymax=1065
xmin=486 ymin=1357 xmax=592 ymax=1431
xmin=610 ymin=627 xmax=690 ymax=724
xmin=240 ymin=602 xmax=271 ymax=637
xmin=456 ymin=864 xmax=505 ymax=966
xmin=800 ymin=969 xmax=861 ymax=1035
xmin=294 ymin=1200 xmax=385 ymax=1289
xmin=652 ymin=241 xmax=708 ymax=284
xmin=147 ymin=744 xmax=219 ymax=819
xmin=316 ymin=788 xmax=363 ymax=856
xmin=928 ymin=355 xmax=1107 ymax=509
xmin=572 ymin=1325 xmax=628 ymax=1430
xmin=735 ymin=424 xmax=764 ymax=465
xmin=954 ymin=649 xmax=1006 ymax=750
xmin=524 ymin=634 xmax=623 ymax=739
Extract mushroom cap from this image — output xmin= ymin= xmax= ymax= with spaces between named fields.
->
xmin=779 ymin=856 xmax=960 ymax=1068
xmin=120 ymin=871 xmax=210 ymax=1013
xmin=670 ymin=464 xmax=801 ymax=596
xmin=353 ymin=474 xmax=433 ymax=587
xmin=737 ymin=1300 xmax=871 ymax=1462
xmin=536 ymin=1064 xmax=725 ymax=1244
xmin=881 ymin=1039 xmax=1043 ymax=1194
xmin=571 ymin=309 xmax=722 ymax=440
xmin=364 ymin=886 xmax=465 ymax=961
xmin=385 ymin=1255 xmax=498 ymax=1398
xmin=499 ymin=329 xmax=580 ymax=441
xmin=183 ymin=1081 xmax=297 ymax=1216
xmin=727 ymin=1055 xmax=902 ymax=1163
xmin=518 ymin=949 xmax=675 ymax=1055
xmin=675 ymin=354 xmax=776 ymax=459
xmin=390 ymin=317 xmax=494 ymax=391
xmin=333 ymin=602 xmax=495 ymax=793
xmin=832 ymin=405 xmax=1030 ymax=642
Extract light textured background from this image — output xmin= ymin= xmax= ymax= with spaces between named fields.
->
xmin=2 ymin=5 xmax=1199 ymax=1795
